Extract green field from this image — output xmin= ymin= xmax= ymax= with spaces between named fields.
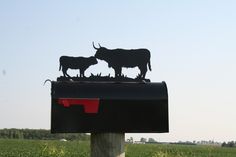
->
xmin=0 ymin=139 xmax=236 ymax=157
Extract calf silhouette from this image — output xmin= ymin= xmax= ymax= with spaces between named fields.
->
xmin=59 ymin=56 xmax=97 ymax=77
xmin=93 ymin=43 xmax=151 ymax=79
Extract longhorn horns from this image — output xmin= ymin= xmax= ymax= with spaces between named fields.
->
xmin=92 ymin=42 xmax=101 ymax=50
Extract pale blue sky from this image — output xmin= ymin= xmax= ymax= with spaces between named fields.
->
xmin=0 ymin=0 xmax=236 ymax=142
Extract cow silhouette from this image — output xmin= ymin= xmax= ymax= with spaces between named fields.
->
xmin=93 ymin=43 xmax=151 ymax=79
xmin=59 ymin=56 xmax=97 ymax=77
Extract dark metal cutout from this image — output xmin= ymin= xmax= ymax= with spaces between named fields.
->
xmin=58 ymin=42 xmax=152 ymax=82
xmin=59 ymin=56 xmax=98 ymax=77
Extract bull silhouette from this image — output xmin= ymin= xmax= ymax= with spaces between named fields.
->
xmin=93 ymin=43 xmax=151 ymax=79
xmin=59 ymin=56 xmax=97 ymax=77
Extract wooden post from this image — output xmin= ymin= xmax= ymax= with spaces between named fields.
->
xmin=91 ymin=133 xmax=125 ymax=157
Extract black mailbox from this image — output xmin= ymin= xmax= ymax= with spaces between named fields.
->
xmin=51 ymin=81 xmax=168 ymax=133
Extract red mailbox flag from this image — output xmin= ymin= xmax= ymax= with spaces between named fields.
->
xmin=58 ymin=98 xmax=100 ymax=114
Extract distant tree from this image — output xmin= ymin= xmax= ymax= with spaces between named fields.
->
xmin=0 ymin=129 xmax=90 ymax=141
xmin=126 ymin=137 xmax=133 ymax=143
xmin=227 ymin=141 xmax=235 ymax=147
xmin=148 ymin=138 xmax=156 ymax=143
xmin=140 ymin=137 xmax=147 ymax=143
xmin=130 ymin=137 xmax=133 ymax=143
xmin=222 ymin=141 xmax=235 ymax=147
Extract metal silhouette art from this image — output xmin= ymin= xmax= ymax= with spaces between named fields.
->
xmin=93 ymin=42 xmax=151 ymax=79
xmin=59 ymin=56 xmax=97 ymax=77
xmin=52 ymin=42 xmax=168 ymax=133
xmin=58 ymin=42 xmax=152 ymax=82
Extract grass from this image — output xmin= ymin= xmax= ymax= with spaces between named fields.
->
xmin=0 ymin=139 xmax=236 ymax=157
xmin=0 ymin=139 xmax=89 ymax=157
xmin=126 ymin=144 xmax=236 ymax=157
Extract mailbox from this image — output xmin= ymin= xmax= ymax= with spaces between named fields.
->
xmin=51 ymin=81 xmax=168 ymax=133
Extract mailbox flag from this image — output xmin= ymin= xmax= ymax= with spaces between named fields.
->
xmin=58 ymin=98 xmax=100 ymax=113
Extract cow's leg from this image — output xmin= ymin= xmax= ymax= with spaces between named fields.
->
xmin=62 ymin=67 xmax=67 ymax=77
xmin=79 ymin=69 xmax=81 ymax=77
xmin=115 ymin=69 xmax=118 ymax=77
xmin=62 ymin=68 xmax=66 ymax=77
xmin=114 ymin=67 xmax=121 ymax=78
xmin=118 ymin=67 xmax=122 ymax=77
xmin=63 ymin=68 xmax=70 ymax=77
xmin=139 ymin=66 xmax=147 ymax=79
xmin=80 ymin=69 xmax=85 ymax=77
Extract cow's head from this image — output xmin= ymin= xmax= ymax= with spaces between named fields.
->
xmin=93 ymin=42 xmax=109 ymax=60
xmin=89 ymin=56 xmax=98 ymax=65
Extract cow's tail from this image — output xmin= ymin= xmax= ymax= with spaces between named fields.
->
xmin=59 ymin=58 xmax=62 ymax=71
xmin=148 ymin=58 xmax=152 ymax=71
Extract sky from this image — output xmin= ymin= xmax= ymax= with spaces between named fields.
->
xmin=0 ymin=0 xmax=236 ymax=142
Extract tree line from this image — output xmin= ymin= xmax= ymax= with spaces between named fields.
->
xmin=222 ymin=141 xmax=236 ymax=147
xmin=0 ymin=128 xmax=89 ymax=141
